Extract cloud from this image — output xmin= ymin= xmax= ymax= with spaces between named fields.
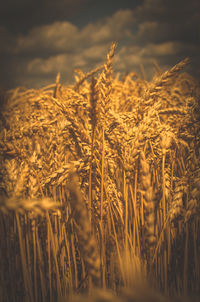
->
xmin=134 ymin=0 xmax=200 ymax=49
xmin=81 ymin=23 xmax=113 ymax=44
xmin=1 ymin=0 xmax=200 ymax=89
xmin=136 ymin=21 xmax=174 ymax=44
xmin=135 ymin=0 xmax=200 ymax=22
xmin=141 ymin=41 xmax=182 ymax=57
xmin=81 ymin=44 xmax=109 ymax=61
xmin=14 ymin=21 xmax=79 ymax=55
xmin=77 ymin=9 xmax=135 ymax=46
xmin=0 ymin=0 xmax=91 ymax=34
xmin=135 ymin=0 xmax=169 ymax=21
xmin=13 ymin=9 xmax=134 ymax=55
xmin=27 ymin=52 xmax=89 ymax=74
xmin=2 ymin=9 xmax=136 ymax=87
xmin=27 ymin=55 xmax=69 ymax=75
xmin=113 ymin=38 xmax=200 ymax=80
xmin=26 ymin=44 xmax=109 ymax=77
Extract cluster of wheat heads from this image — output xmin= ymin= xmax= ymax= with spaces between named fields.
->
xmin=0 ymin=42 xmax=200 ymax=302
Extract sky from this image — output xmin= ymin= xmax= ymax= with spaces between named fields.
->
xmin=0 ymin=0 xmax=200 ymax=90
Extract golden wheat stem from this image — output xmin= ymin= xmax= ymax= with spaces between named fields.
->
xmin=140 ymin=63 xmax=146 ymax=81
xmin=35 ymin=226 xmax=46 ymax=301
xmin=16 ymin=213 xmax=34 ymax=302
xmin=71 ymin=232 xmax=79 ymax=290
xmin=99 ymin=223 xmax=106 ymax=289
xmin=100 ymin=125 xmax=105 ymax=224
xmin=53 ymin=72 xmax=61 ymax=98
xmin=129 ymin=184 xmax=141 ymax=257
xmin=124 ymin=171 xmax=128 ymax=252
xmin=162 ymin=152 xmax=166 ymax=221
xmin=32 ymin=221 xmax=38 ymax=302
xmin=47 ymin=221 xmax=52 ymax=302
xmin=88 ymin=141 xmax=93 ymax=229
xmin=184 ymin=222 xmax=189 ymax=296
xmin=64 ymin=229 xmax=73 ymax=292
xmin=46 ymin=212 xmax=62 ymax=297
xmin=108 ymin=200 xmax=126 ymax=285
xmin=152 ymin=215 xmax=170 ymax=264
xmin=167 ymin=225 xmax=171 ymax=266
xmin=164 ymin=248 xmax=167 ymax=293
xmin=193 ymin=219 xmax=199 ymax=292
xmin=141 ymin=194 xmax=144 ymax=227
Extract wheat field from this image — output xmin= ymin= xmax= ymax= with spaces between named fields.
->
xmin=0 ymin=43 xmax=199 ymax=302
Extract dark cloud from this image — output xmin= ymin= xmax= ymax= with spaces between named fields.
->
xmin=0 ymin=0 xmax=91 ymax=34
xmin=135 ymin=0 xmax=200 ymax=43
xmin=14 ymin=21 xmax=79 ymax=56
xmin=135 ymin=0 xmax=200 ymax=22
xmin=133 ymin=0 xmax=200 ymax=76
xmin=0 ymin=0 xmax=200 ymax=89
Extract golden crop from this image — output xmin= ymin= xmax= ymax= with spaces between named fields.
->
xmin=0 ymin=43 xmax=199 ymax=302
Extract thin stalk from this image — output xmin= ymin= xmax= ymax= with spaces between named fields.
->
xmin=184 ymin=222 xmax=188 ymax=296
xmin=32 ymin=221 xmax=38 ymax=302
xmin=152 ymin=215 xmax=170 ymax=265
xmin=99 ymin=223 xmax=106 ymax=289
xmin=25 ymin=225 xmax=32 ymax=284
xmin=100 ymin=125 xmax=105 ymax=224
xmin=88 ymin=138 xmax=94 ymax=230
xmin=64 ymin=228 xmax=73 ymax=292
xmin=108 ymin=199 xmax=126 ymax=285
xmin=71 ymin=233 xmax=78 ymax=290
xmin=46 ymin=212 xmax=62 ymax=297
xmin=162 ymin=152 xmax=166 ymax=221
xmin=16 ymin=213 xmax=34 ymax=302
xmin=193 ymin=220 xmax=199 ymax=292
xmin=124 ymin=171 xmax=128 ymax=253
xmin=35 ymin=226 xmax=46 ymax=301
xmin=129 ymin=184 xmax=141 ymax=256
xmin=164 ymin=248 xmax=167 ymax=293
xmin=47 ymin=219 xmax=52 ymax=302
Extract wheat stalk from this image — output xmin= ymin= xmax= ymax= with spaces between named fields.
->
xmin=66 ymin=171 xmax=101 ymax=287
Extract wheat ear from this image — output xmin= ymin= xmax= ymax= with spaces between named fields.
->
xmin=140 ymin=151 xmax=157 ymax=256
